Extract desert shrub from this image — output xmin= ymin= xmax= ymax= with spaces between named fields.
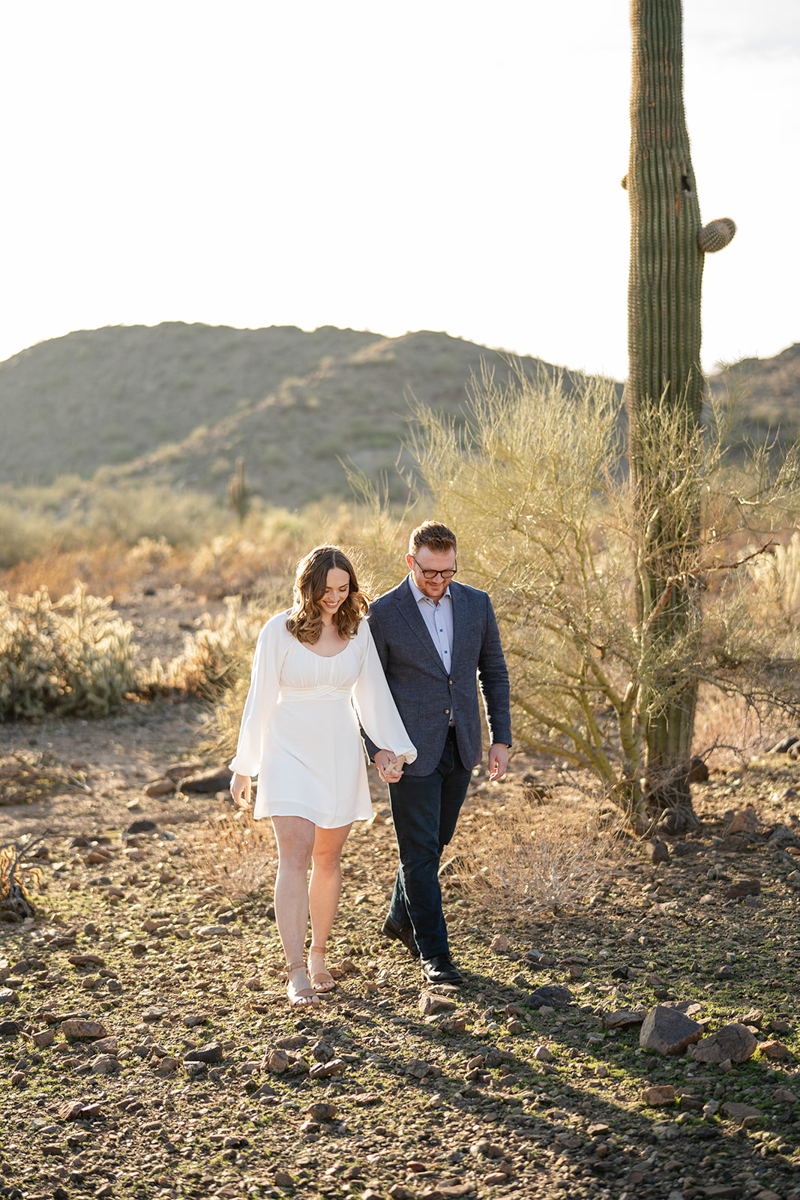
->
xmin=0 ymin=583 xmax=136 ymax=720
xmin=79 ymin=486 xmax=221 ymax=548
xmin=0 ymin=838 xmax=44 ymax=921
xmin=184 ymin=809 xmax=274 ymax=901
xmin=451 ymin=787 xmax=616 ymax=917
xmin=147 ymin=595 xmax=268 ymax=701
xmin=0 ymin=503 xmax=55 ymax=568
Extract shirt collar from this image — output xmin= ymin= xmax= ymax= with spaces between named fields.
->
xmin=407 ymin=573 xmax=452 ymax=605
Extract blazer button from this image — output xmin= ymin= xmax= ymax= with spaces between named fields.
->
xmin=449 ymin=679 xmax=453 ymax=685
xmin=444 ymin=709 xmax=450 ymax=715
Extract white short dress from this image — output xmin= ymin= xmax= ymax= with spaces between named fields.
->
xmin=228 ymin=611 xmax=417 ymax=827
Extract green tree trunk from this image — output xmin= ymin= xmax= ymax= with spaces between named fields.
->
xmin=626 ymin=0 xmax=734 ymax=831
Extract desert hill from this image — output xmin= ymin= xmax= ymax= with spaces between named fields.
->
xmin=1 ymin=322 xmax=798 ymax=510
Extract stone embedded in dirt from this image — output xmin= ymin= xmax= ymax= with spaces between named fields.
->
xmin=31 ymin=1028 xmax=56 ymax=1048
xmin=197 ymin=924 xmax=229 ymax=938
xmin=267 ymin=1049 xmax=290 ymax=1073
xmin=439 ymin=1017 xmax=467 ymax=1035
xmin=604 ymin=1008 xmax=647 ymax=1029
xmin=91 ymin=1054 xmax=120 ymax=1075
xmin=526 ymin=984 xmax=573 ymax=1009
xmin=639 ymin=1005 xmax=704 ymax=1055
xmin=145 ymin=780 xmax=174 ymax=797
xmin=185 ymin=1041 xmax=223 ymax=1063
xmin=352 ymin=1092 xmax=381 ymax=1105
xmin=61 ymin=1018 xmax=109 ymax=1040
xmin=305 ymin=1102 xmax=337 ymax=1122
xmin=155 ymin=1057 xmax=181 ymax=1077
xmin=724 ymin=879 xmax=761 ymax=900
xmin=490 ymin=934 xmax=510 ymax=953
xmin=470 ymin=1140 xmax=506 ymax=1158
xmin=533 ymin=1045 xmax=553 ymax=1062
xmin=184 ymin=1061 xmax=207 ymax=1078
xmin=299 ymin=1119 xmax=319 ymax=1136
xmin=387 ymin=1186 xmax=416 ymax=1200
xmin=183 ymin=1013 xmax=208 ymax=1028
xmin=642 ymin=1084 xmax=675 ymax=1105
xmin=740 ymin=1008 xmax=764 ymax=1027
xmin=405 ymin=1058 xmax=431 ymax=1079
xmin=0 ymin=1019 xmax=21 ymax=1035
xmin=768 ymin=1017 xmax=791 ymax=1033
xmin=142 ymin=1006 xmax=169 ymax=1022
xmin=646 ymin=839 xmax=670 ymax=864
xmin=164 ymin=760 xmax=202 ymax=780
xmin=310 ymin=1039 xmax=335 ymax=1063
xmin=721 ymin=1101 xmax=762 ymax=1125
xmin=179 ymin=767 xmax=232 ymax=794
xmin=691 ymin=1023 xmax=757 ymax=1064
xmin=725 ymin=806 xmax=758 ymax=835
xmin=419 ymin=991 xmax=457 ymax=1016
xmin=69 ymin=954 xmax=105 ymax=968
xmin=275 ymin=1033 xmax=308 ymax=1049
xmin=90 ymin=1037 xmax=118 ymax=1055
xmin=758 ymin=1039 xmax=789 ymax=1060
xmin=273 ymin=1171 xmax=294 ymax=1188
xmin=0 ymin=988 xmax=19 ymax=1006
xmin=309 ymin=1058 xmax=345 ymax=1079
xmin=127 ymin=819 xmax=157 ymax=834
xmin=774 ymin=1087 xmax=798 ymax=1102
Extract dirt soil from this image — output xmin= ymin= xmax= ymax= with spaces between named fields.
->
xmin=2 ymin=688 xmax=800 ymax=1200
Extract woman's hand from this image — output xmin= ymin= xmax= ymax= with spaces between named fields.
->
xmin=374 ymin=750 xmax=404 ymax=784
xmin=231 ymin=773 xmax=252 ymax=809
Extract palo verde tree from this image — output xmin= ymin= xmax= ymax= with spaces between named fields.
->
xmin=625 ymin=0 xmax=735 ymax=827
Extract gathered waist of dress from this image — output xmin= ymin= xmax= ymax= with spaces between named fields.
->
xmin=278 ymin=686 xmax=354 ymax=703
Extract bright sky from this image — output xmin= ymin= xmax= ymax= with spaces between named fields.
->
xmin=1 ymin=0 xmax=797 ymax=379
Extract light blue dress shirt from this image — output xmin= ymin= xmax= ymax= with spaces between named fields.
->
xmin=408 ymin=574 xmax=453 ymax=671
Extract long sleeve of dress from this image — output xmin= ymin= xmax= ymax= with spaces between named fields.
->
xmin=352 ymin=621 xmax=417 ymax=766
xmin=228 ymin=613 xmax=287 ymax=778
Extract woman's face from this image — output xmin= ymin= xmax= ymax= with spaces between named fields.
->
xmin=319 ymin=566 xmax=351 ymax=616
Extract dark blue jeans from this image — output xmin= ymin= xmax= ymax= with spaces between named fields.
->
xmin=387 ymin=731 xmax=472 ymax=959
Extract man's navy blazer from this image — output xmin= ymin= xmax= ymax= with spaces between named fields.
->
xmin=364 ymin=577 xmax=512 ymax=776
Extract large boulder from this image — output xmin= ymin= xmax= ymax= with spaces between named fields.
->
xmin=639 ymin=1005 xmax=704 ymax=1055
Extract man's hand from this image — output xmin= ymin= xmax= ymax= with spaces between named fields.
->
xmin=231 ymin=773 xmax=252 ymax=809
xmin=488 ymin=744 xmax=509 ymax=781
xmin=374 ymin=750 xmax=404 ymax=784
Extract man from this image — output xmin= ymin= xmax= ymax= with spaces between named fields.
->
xmin=366 ymin=520 xmax=511 ymax=985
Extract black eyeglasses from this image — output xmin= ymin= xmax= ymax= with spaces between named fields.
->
xmin=412 ymin=556 xmax=458 ymax=581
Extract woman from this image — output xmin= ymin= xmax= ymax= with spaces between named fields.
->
xmin=229 ymin=545 xmax=416 ymax=1007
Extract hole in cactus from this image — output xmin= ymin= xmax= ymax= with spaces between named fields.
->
xmin=681 ymin=174 xmax=693 ymax=194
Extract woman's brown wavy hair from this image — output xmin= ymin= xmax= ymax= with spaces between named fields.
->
xmin=285 ymin=545 xmax=369 ymax=644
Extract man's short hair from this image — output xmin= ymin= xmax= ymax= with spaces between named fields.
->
xmin=409 ymin=521 xmax=457 ymax=555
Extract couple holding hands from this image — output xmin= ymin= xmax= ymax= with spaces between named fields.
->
xmin=230 ymin=521 xmax=511 ymax=1007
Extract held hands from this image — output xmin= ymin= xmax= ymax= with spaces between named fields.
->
xmin=488 ymin=743 xmax=509 ymax=782
xmin=374 ymin=750 xmax=404 ymax=784
xmin=231 ymin=773 xmax=252 ymax=809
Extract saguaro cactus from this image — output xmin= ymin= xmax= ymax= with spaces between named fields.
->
xmin=228 ymin=457 xmax=250 ymax=524
xmin=626 ymin=0 xmax=735 ymax=827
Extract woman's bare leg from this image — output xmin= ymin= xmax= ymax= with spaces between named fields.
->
xmin=271 ymin=815 xmax=317 ymax=1005
xmin=308 ymin=823 xmax=351 ymax=990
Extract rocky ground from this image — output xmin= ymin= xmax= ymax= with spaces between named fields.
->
xmin=2 ymin=701 xmax=800 ymax=1200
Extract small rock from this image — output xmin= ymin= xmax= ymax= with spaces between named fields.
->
xmin=691 ymin=1023 xmax=757 ymax=1064
xmin=388 ymin=1186 xmax=416 ymax=1200
xmin=773 ymin=1087 xmax=798 ymax=1102
xmin=642 ymin=1084 xmax=675 ymax=1105
xmin=439 ymin=1017 xmax=467 ymax=1035
xmin=721 ymin=1100 xmax=762 ymax=1125
xmin=639 ymin=1005 xmax=704 ymax=1055
xmin=484 ymin=1172 xmax=512 ymax=1186
xmin=419 ymin=991 xmax=457 ymax=1016
xmin=275 ymin=1033 xmax=308 ymax=1049
xmin=526 ymin=984 xmax=573 ymax=1010
xmin=724 ymin=879 xmax=761 ymax=900
xmin=767 ymin=1017 xmax=791 ymax=1033
xmin=310 ymin=1039 xmax=335 ymax=1063
xmin=305 ymin=1102 xmax=337 ymax=1122
xmin=267 ymin=1049 xmax=290 ymax=1073
xmin=309 ymin=1058 xmax=345 ymax=1078
xmin=0 ymin=1019 xmax=21 ymax=1035
xmin=299 ymin=1119 xmax=319 ymax=1136
xmin=91 ymin=1054 xmax=120 ymax=1075
xmin=180 ymin=767 xmax=232 ymax=794
xmin=184 ymin=1060 xmax=207 ymax=1078
xmin=490 ymin=934 xmax=510 ymax=953
xmin=646 ymin=839 xmax=670 ymax=863
xmin=31 ymin=1028 xmax=56 ymax=1048
xmin=406 ymin=1058 xmax=431 ymax=1079
xmin=758 ymin=1039 xmax=789 ymax=1060
xmin=767 ymin=733 xmax=799 ymax=754
xmin=61 ymin=1019 xmax=109 ymax=1040
xmin=533 ymin=1045 xmax=553 ymax=1062
xmin=127 ymin=818 xmax=157 ymax=834
xmin=471 ymin=1139 xmax=506 ymax=1158
xmin=185 ymin=1041 xmax=223 ymax=1063
xmin=183 ymin=1013 xmax=208 ymax=1028
xmin=273 ymin=1171 xmax=294 ymax=1187
xmin=702 ymin=1099 xmax=720 ymax=1118
xmin=145 ymin=779 xmax=174 ymax=797
xmin=0 ymin=988 xmax=20 ymax=1006
xmin=142 ymin=1006 xmax=169 ymax=1022
xmin=725 ymin=807 xmax=758 ymax=834
xmin=197 ymin=924 xmax=229 ymax=938
xmin=604 ymin=1008 xmax=647 ymax=1029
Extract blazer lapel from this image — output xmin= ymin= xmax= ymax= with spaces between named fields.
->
xmin=395 ymin=578 xmax=449 ymax=676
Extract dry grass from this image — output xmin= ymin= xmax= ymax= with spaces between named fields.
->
xmin=451 ymin=786 xmax=619 ymax=917
xmin=0 ymin=752 xmax=89 ymax=807
xmin=184 ymin=808 xmax=275 ymax=902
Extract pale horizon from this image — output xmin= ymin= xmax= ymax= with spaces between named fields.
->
xmin=1 ymin=0 xmax=797 ymax=381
